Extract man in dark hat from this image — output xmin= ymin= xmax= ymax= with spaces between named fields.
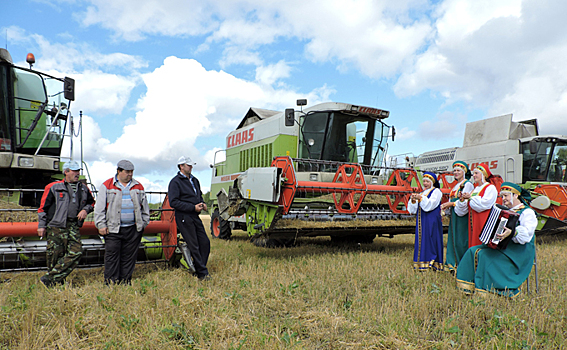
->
xmin=94 ymin=160 xmax=150 ymax=285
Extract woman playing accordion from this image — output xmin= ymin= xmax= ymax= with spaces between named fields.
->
xmin=456 ymin=182 xmax=537 ymax=298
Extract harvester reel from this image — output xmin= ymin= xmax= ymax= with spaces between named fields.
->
xmin=331 ymin=163 xmax=367 ymax=214
xmin=272 ymin=156 xmax=297 ymax=215
xmin=385 ymin=169 xmax=421 ymax=214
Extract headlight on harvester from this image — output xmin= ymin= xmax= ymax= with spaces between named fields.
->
xmin=53 ymin=160 xmax=60 ymax=169
xmin=18 ymin=157 xmax=34 ymax=167
xmin=310 ymin=174 xmax=318 ymax=181
xmin=371 ymin=177 xmax=379 ymax=184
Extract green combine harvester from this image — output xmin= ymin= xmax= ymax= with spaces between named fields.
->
xmin=209 ymin=100 xmax=429 ymax=246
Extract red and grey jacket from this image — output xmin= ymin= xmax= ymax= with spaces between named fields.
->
xmin=94 ymin=177 xmax=150 ymax=233
xmin=37 ymin=180 xmax=95 ymax=229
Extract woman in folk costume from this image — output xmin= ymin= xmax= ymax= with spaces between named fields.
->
xmin=442 ymin=161 xmax=474 ymax=271
xmin=408 ymin=172 xmax=444 ymax=271
xmin=456 ymin=163 xmax=498 ymax=248
xmin=456 ymin=182 xmax=537 ymax=298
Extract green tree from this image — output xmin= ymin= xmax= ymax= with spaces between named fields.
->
xmin=202 ymin=191 xmax=212 ymax=214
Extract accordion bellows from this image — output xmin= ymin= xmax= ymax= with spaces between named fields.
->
xmin=479 ymin=204 xmax=519 ymax=250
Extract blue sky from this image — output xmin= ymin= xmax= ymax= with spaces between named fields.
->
xmin=3 ymin=0 xmax=567 ymax=194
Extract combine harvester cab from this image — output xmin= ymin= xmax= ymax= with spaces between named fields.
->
xmin=0 ymin=49 xmax=187 ymax=271
xmin=0 ymin=48 xmax=76 ymax=206
xmin=210 ymin=100 xmax=432 ymax=246
xmin=410 ymin=114 xmax=567 ymax=235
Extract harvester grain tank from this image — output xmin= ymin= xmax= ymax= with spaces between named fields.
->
xmin=210 ymin=100 xmax=442 ymax=246
xmin=409 ymin=114 xmax=567 ymax=233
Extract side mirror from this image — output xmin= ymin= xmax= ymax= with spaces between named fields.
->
xmin=529 ymin=140 xmax=537 ymax=154
xmin=64 ymin=77 xmax=75 ymax=101
xmin=285 ymin=108 xmax=295 ymax=127
xmin=391 ymin=126 xmax=396 ymax=142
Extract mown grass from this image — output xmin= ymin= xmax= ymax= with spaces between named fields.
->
xmin=1 ymin=217 xmax=566 ymax=349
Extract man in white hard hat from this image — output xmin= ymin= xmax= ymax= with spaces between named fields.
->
xmin=168 ymin=156 xmax=211 ymax=280
xmin=94 ymin=160 xmax=150 ymax=285
xmin=37 ymin=160 xmax=95 ymax=287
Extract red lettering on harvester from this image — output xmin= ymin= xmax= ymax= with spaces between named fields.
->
xmin=490 ymin=160 xmax=498 ymax=169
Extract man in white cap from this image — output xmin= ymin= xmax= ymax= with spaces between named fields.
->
xmin=94 ymin=160 xmax=150 ymax=285
xmin=168 ymin=156 xmax=211 ymax=280
xmin=37 ymin=160 xmax=95 ymax=287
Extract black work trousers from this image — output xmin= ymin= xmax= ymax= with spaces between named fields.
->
xmin=104 ymin=225 xmax=143 ymax=284
xmin=175 ymin=213 xmax=210 ymax=278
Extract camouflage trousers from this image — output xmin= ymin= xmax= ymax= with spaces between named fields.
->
xmin=44 ymin=221 xmax=83 ymax=284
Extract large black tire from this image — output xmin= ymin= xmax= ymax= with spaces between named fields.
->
xmin=210 ymin=208 xmax=232 ymax=239
xmin=330 ymin=234 xmax=376 ymax=244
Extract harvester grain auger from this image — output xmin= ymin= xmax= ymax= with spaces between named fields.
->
xmin=215 ymin=156 xmax=453 ymax=247
xmin=0 ymin=192 xmax=192 ymax=272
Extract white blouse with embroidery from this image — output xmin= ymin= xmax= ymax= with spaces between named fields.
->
xmin=510 ymin=204 xmax=537 ymax=245
xmin=408 ymin=188 xmax=442 ymax=215
xmin=455 ymin=182 xmax=497 ymax=216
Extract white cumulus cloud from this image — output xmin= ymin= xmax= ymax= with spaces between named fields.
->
xmin=395 ymin=0 xmax=567 ymax=134
xmin=87 ymin=55 xmax=334 ymax=179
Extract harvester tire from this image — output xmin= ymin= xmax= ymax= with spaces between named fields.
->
xmin=210 ymin=209 xmax=232 ymax=240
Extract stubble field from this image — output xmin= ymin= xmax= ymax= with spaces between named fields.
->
xmin=1 ymin=216 xmax=566 ymax=349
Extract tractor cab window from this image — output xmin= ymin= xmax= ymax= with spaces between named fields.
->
xmin=12 ymin=68 xmax=67 ymax=156
xmin=323 ymin=113 xmax=364 ymax=163
xmin=522 ymin=140 xmax=567 ymax=183
xmin=0 ymin=65 xmax=11 ymax=150
xmin=548 ymin=142 xmax=567 ymax=182
xmin=299 ymin=111 xmax=387 ymax=169
xmin=522 ymin=140 xmax=552 ymax=181
xmin=299 ymin=112 xmax=327 ymax=160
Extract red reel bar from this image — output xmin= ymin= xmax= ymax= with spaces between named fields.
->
xmin=0 ymin=221 xmax=170 ymax=238
xmin=272 ymin=156 xmax=444 ymax=215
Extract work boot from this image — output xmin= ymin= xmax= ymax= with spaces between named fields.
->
xmin=40 ymin=275 xmax=55 ymax=288
xmin=198 ymin=274 xmax=212 ymax=281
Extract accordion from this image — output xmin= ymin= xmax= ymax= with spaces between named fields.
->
xmin=479 ymin=204 xmax=520 ymax=249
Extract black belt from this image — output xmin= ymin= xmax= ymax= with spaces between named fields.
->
xmin=67 ymin=217 xmax=78 ymax=222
